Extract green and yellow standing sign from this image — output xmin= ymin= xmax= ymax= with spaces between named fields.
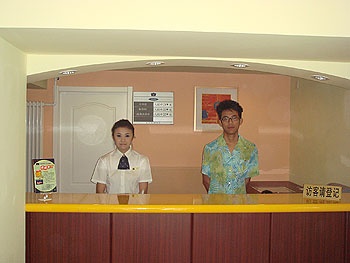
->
xmin=32 ymin=159 xmax=57 ymax=193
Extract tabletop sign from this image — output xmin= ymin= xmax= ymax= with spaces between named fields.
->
xmin=32 ymin=159 xmax=57 ymax=193
xmin=303 ymin=184 xmax=342 ymax=201
xmin=133 ymin=92 xmax=173 ymax=124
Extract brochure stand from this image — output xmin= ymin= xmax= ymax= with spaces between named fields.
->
xmin=32 ymin=159 xmax=57 ymax=193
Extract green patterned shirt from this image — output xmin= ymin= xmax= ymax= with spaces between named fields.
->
xmin=202 ymin=134 xmax=259 ymax=194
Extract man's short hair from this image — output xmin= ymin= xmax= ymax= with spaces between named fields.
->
xmin=216 ymin=100 xmax=243 ymax=119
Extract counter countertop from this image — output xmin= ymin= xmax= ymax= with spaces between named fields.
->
xmin=26 ymin=192 xmax=350 ymax=213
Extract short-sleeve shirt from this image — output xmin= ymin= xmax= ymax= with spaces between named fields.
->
xmin=202 ymin=134 xmax=259 ymax=194
xmin=91 ymin=147 xmax=152 ymax=194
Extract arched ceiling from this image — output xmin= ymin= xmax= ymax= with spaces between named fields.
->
xmin=0 ymin=1 xmax=349 ymax=88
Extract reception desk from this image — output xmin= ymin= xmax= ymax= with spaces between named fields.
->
xmin=26 ymin=193 xmax=350 ymax=263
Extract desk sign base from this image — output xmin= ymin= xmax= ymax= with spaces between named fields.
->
xmin=32 ymin=159 xmax=57 ymax=193
xmin=303 ymin=184 xmax=342 ymax=201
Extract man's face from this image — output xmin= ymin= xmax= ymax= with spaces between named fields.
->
xmin=219 ymin=109 xmax=243 ymax=135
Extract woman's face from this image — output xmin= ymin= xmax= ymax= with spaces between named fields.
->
xmin=113 ymin=127 xmax=134 ymax=153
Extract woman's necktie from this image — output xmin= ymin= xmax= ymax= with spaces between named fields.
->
xmin=118 ymin=155 xmax=130 ymax=170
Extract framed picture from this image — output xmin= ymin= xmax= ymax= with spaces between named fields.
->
xmin=194 ymin=87 xmax=238 ymax=131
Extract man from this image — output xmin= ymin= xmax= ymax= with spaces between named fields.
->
xmin=201 ymin=100 xmax=259 ymax=194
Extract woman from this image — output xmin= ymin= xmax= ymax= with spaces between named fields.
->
xmin=91 ymin=119 xmax=152 ymax=194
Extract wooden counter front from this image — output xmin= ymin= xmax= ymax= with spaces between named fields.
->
xmin=26 ymin=193 xmax=350 ymax=263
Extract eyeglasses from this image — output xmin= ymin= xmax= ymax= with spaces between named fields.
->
xmin=221 ymin=116 xmax=240 ymax=123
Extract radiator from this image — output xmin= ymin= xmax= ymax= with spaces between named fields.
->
xmin=26 ymin=101 xmax=44 ymax=192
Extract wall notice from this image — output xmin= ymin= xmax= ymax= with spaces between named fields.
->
xmin=133 ymin=92 xmax=174 ymax=124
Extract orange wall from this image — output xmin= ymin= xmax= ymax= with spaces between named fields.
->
xmin=27 ymin=71 xmax=291 ymax=182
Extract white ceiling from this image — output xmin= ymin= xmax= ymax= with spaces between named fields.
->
xmin=1 ymin=28 xmax=349 ymax=61
xmin=0 ymin=28 xmax=349 ymax=88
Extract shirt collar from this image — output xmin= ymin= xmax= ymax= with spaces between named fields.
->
xmin=115 ymin=146 xmax=132 ymax=158
xmin=218 ymin=133 xmax=241 ymax=147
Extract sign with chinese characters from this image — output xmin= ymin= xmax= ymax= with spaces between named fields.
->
xmin=303 ymin=184 xmax=342 ymax=201
xmin=133 ymin=92 xmax=173 ymax=124
xmin=32 ymin=159 xmax=57 ymax=193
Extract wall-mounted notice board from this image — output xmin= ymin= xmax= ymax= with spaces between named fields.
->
xmin=133 ymin=92 xmax=174 ymax=124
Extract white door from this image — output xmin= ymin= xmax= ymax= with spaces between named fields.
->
xmin=54 ymin=86 xmax=133 ymax=193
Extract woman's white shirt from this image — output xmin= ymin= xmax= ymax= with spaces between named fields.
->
xmin=91 ymin=148 xmax=152 ymax=194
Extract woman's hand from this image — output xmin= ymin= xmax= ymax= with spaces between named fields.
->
xmin=139 ymin=182 xmax=148 ymax=194
xmin=96 ymin=183 xmax=106 ymax=193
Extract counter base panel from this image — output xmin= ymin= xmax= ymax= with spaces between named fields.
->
xmin=111 ymin=213 xmax=191 ymax=262
xmin=270 ymin=212 xmax=346 ymax=263
xmin=193 ymin=213 xmax=270 ymax=263
xmin=26 ymin=212 xmax=349 ymax=263
xmin=26 ymin=213 xmax=110 ymax=263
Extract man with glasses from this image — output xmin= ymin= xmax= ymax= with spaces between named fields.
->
xmin=201 ymin=100 xmax=259 ymax=194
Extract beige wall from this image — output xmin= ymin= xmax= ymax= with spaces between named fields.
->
xmin=28 ymin=71 xmax=291 ymax=193
xmin=290 ymin=79 xmax=350 ymax=186
xmin=0 ymin=38 xmax=26 ymax=262
xmin=26 ymin=70 xmax=350 ymax=190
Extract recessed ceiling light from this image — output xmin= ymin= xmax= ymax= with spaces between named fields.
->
xmin=311 ymin=74 xmax=329 ymax=81
xmin=146 ymin=61 xmax=165 ymax=66
xmin=59 ymin=69 xmax=77 ymax=75
xmin=231 ymin=63 xmax=249 ymax=68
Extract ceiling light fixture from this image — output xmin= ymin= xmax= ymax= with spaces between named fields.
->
xmin=231 ymin=63 xmax=249 ymax=68
xmin=146 ymin=61 xmax=165 ymax=66
xmin=59 ymin=69 xmax=77 ymax=75
xmin=311 ymin=74 xmax=329 ymax=81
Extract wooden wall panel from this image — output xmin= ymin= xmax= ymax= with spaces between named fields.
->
xmin=111 ymin=213 xmax=191 ymax=263
xmin=192 ymin=213 xmax=271 ymax=263
xmin=270 ymin=212 xmax=346 ymax=263
xmin=346 ymin=212 xmax=350 ymax=263
xmin=26 ymin=213 xmax=110 ymax=263
xmin=26 ymin=211 xmax=349 ymax=263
